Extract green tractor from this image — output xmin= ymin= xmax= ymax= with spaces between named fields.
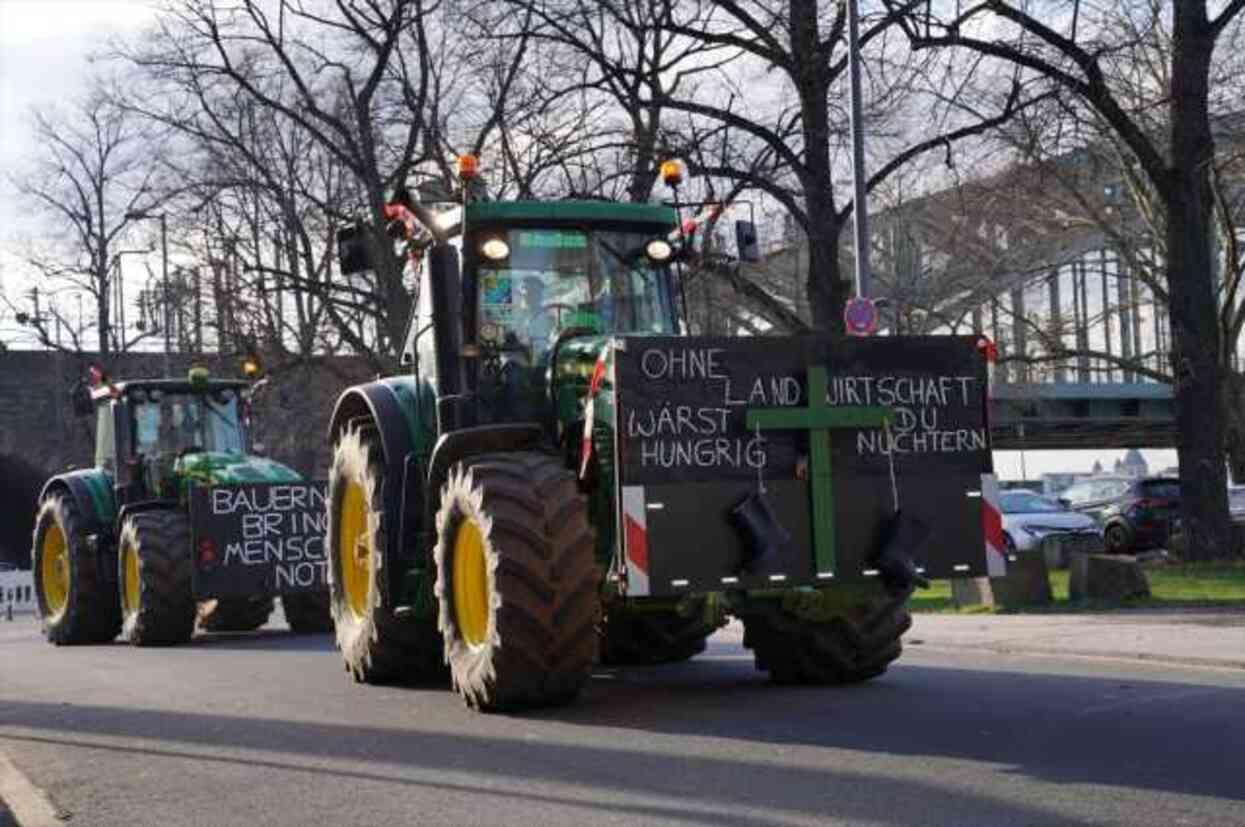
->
xmin=326 ymin=162 xmax=997 ymax=711
xmin=32 ymin=368 xmax=332 ymax=646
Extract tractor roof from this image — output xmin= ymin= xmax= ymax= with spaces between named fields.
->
xmin=91 ymin=378 xmax=250 ymax=401
xmin=466 ymin=200 xmax=677 ymax=226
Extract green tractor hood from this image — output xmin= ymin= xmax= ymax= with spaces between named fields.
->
xmin=174 ymin=452 xmax=303 ymax=487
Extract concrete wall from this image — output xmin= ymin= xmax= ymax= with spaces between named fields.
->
xmin=0 ymin=350 xmax=375 ymax=567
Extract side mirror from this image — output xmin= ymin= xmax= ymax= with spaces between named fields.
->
xmin=71 ymin=382 xmax=94 ymax=417
xmin=336 ymin=224 xmax=372 ymax=275
xmin=1058 ymin=497 xmax=1072 ymax=509
xmin=735 ymin=220 xmax=760 ymax=263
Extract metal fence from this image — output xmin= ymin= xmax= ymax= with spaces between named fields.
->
xmin=0 ymin=570 xmax=36 ymax=617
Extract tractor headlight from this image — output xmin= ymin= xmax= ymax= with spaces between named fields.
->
xmin=480 ymin=237 xmax=510 ymax=261
xmin=645 ymin=238 xmax=673 ymax=262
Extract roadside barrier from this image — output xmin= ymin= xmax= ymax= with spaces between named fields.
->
xmin=0 ymin=570 xmax=35 ymax=618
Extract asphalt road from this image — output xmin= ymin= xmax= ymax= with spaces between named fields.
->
xmin=2 ymin=614 xmax=1243 ymax=827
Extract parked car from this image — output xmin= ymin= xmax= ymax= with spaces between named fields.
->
xmin=1229 ymin=485 xmax=1245 ymax=522
xmin=1059 ymin=476 xmax=1181 ymax=553
xmin=999 ymin=489 xmax=1098 ymax=554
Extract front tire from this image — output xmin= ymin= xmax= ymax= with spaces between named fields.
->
xmin=327 ymin=426 xmax=445 ymax=683
xmin=741 ymin=585 xmax=911 ymax=685
xmin=118 ymin=511 xmax=196 ymax=646
xmin=1104 ymin=523 xmax=1131 ymax=554
xmin=32 ymin=495 xmax=120 ymax=645
xmin=197 ymin=597 xmax=274 ymax=632
xmin=435 ymin=452 xmax=600 ymax=712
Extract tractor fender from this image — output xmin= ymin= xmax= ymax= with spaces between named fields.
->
xmin=38 ymin=469 xmax=116 ymax=537
xmin=116 ymin=499 xmax=180 ymax=528
xmin=422 ymin=425 xmax=545 ymax=550
xmin=328 ymin=380 xmax=420 ymax=468
xmin=328 ymin=378 xmax=435 ymax=592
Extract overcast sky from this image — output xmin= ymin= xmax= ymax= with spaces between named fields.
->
xmin=0 ymin=1 xmax=158 ymax=344
xmin=0 ymin=0 xmax=1182 ymax=481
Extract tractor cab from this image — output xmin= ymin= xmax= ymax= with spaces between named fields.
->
xmin=91 ymin=374 xmax=252 ymax=502
xmin=469 ymin=223 xmax=679 ymax=366
xmin=394 ymin=200 xmax=682 ymax=429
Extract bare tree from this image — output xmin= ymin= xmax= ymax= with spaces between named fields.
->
xmin=119 ymin=51 xmax=358 ymax=365
xmin=10 ymin=89 xmax=166 ymax=354
xmin=127 ymin=0 xmax=445 ymax=365
xmin=884 ymin=0 xmax=1245 ymax=559
xmin=642 ymin=2 xmax=1041 ymax=331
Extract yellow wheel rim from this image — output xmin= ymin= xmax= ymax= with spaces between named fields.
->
xmin=452 ymin=519 xmax=490 ymax=647
xmin=121 ymin=538 xmax=140 ymax=615
xmin=40 ymin=524 xmax=69 ymax=618
xmin=338 ymin=480 xmax=372 ymax=619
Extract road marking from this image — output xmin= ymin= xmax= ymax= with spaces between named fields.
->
xmin=0 ymin=750 xmax=65 ymax=826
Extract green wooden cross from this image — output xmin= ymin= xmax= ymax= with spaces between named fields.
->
xmin=745 ymin=366 xmax=890 ymax=574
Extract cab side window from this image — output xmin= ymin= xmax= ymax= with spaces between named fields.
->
xmin=94 ymin=403 xmax=116 ymax=472
xmin=415 ymin=265 xmax=438 ymax=387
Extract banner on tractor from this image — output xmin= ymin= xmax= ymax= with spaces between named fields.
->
xmin=190 ymin=482 xmax=329 ymax=598
xmin=612 ymin=335 xmax=994 ymax=597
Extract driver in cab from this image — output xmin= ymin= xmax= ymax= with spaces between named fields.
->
xmin=515 ymin=276 xmax=557 ymax=347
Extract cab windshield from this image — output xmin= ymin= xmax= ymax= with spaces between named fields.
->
xmin=476 ymin=227 xmax=676 ymax=364
xmin=130 ymin=388 xmax=245 ymax=457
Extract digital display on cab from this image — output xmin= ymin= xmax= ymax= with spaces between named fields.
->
xmin=516 ymin=230 xmax=587 ymax=249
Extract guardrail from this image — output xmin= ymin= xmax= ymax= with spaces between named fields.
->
xmin=0 ymin=570 xmax=36 ymax=618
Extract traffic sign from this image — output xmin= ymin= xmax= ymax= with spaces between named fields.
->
xmin=844 ymin=296 xmax=879 ymax=336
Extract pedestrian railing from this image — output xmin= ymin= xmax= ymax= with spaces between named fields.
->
xmin=0 ymin=570 xmax=36 ymax=618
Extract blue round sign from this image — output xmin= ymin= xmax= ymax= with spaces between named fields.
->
xmin=844 ymin=296 xmax=879 ymax=336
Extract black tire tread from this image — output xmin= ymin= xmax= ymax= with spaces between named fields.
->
xmin=283 ymin=591 xmax=334 ymax=633
xmin=197 ymin=597 xmax=274 ymax=632
xmin=600 ymin=602 xmax=723 ymax=666
xmin=436 ymin=452 xmax=600 ymax=712
xmin=32 ymin=495 xmax=121 ymax=645
xmin=328 ymin=427 xmax=446 ymax=684
xmin=121 ymin=510 xmax=196 ymax=646
xmin=741 ymin=591 xmax=911 ymax=685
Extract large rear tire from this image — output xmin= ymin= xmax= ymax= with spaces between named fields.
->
xmin=282 ymin=591 xmax=333 ymax=633
xmin=435 ymin=452 xmax=600 ymax=712
xmin=118 ymin=511 xmax=196 ymax=646
xmin=327 ymin=426 xmax=445 ymax=683
xmin=740 ymin=585 xmax=911 ymax=685
xmin=32 ymin=495 xmax=120 ymax=645
xmin=197 ymin=597 xmax=274 ymax=632
xmin=599 ymin=602 xmax=724 ymax=666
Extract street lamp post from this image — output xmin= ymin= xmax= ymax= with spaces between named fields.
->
xmin=126 ymin=211 xmax=169 ymax=375
xmin=846 ymin=0 xmax=871 ymax=300
xmin=112 ymin=248 xmax=152 ymax=351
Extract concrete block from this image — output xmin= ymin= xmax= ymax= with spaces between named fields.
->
xmin=990 ymin=551 xmax=1053 ymax=607
xmin=951 ymin=577 xmax=994 ymax=608
xmin=1069 ymin=553 xmax=1151 ymax=602
xmin=1039 ymin=533 xmax=1104 ymax=569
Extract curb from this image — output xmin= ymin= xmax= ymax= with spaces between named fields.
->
xmin=910 ymin=639 xmax=1245 ymax=672
xmin=0 ymin=751 xmax=66 ymax=826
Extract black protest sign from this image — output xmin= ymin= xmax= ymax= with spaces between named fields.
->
xmin=613 ymin=335 xmax=992 ymax=585
xmin=616 ymin=335 xmax=990 ymax=485
xmin=190 ymin=482 xmax=329 ymax=598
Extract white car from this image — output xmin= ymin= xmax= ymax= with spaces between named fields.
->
xmin=1000 ymin=489 xmax=1099 ymax=553
xmin=1230 ymin=485 xmax=1245 ymax=522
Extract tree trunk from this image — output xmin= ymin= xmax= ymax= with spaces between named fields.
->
xmin=1167 ymin=1 xmax=1231 ymax=560
xmin=788 ymin=1 xmax=847 ymax=331
xmin=97 ymin=273 xmax=111 ymax=356
xmin=806 ymin=211 xmax=849 ymax=329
